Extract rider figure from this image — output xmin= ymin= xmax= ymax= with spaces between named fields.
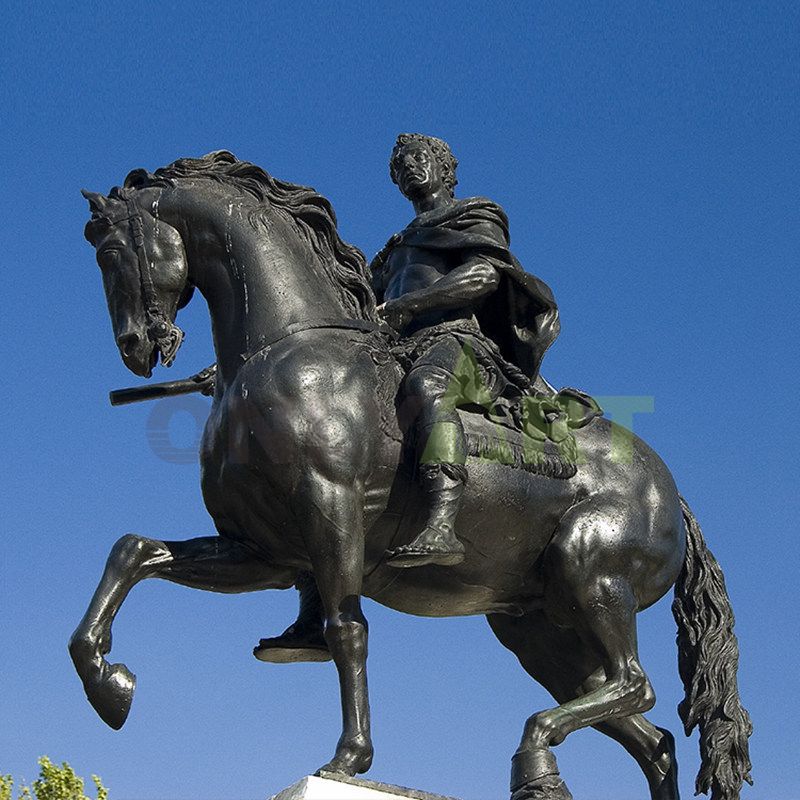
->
xmin=254 ymin=133 xmax=560 ymax=661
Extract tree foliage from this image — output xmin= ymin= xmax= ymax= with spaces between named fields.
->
xmin=0 ymin=758 xmax=107 ymax=800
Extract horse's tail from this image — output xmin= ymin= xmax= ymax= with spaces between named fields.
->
xmin=672 ymin=495 xmax=753 ymax=799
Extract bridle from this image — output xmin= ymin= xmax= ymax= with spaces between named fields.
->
xmin=102 ymin=190 xmax=185 ymax=366
xmin=92 ymin=188 xmax=395 ymax=373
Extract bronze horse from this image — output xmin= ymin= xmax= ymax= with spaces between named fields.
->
xmin=72 ymin=152 xmax=752 ymax=800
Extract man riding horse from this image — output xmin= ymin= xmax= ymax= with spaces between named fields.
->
xmin=78 ymin=147 xmax=752 ymax=799
xmin=255 ymin=132 xmax=561 ymax=662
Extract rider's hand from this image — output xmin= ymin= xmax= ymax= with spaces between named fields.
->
xmin=377 ymin=299 xmax=413 ymax=332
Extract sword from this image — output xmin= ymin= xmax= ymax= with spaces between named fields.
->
xmin=109 ymin=364 xmax=216 ymax=406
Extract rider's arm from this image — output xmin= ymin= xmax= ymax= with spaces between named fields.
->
xmin=390 ymin=257 xmax=500 ymax=318
xmin=394 ymin=217 xmax=506 ymax=317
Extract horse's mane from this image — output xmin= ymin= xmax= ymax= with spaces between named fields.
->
xmin=123 ymin=151 xmax=377 ymax=321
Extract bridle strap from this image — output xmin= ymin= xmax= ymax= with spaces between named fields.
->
xmin=120 ymin=194 xmax=184 ymax=366
xmin=126 ymin=202 xmax=161 ymax=327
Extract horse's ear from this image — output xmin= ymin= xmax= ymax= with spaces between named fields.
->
xmin=123 ymin=168 xmax=154 ymax=189
xmin=81 ymin=189 xmax=110 ymax=214
xmin=82 ymin=190 xmax=111 ymax=244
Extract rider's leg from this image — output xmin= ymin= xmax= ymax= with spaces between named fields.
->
xmin=253 ymin=570 xmax=330 ymax=663
xmin=386 ymin=346 xmax=469 ymax=568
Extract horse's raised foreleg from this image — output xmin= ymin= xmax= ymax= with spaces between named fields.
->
xmin=69 ymin=534 xmax=293 ymax=729
xmin=293 ymin=469 xmax=372 ymax=778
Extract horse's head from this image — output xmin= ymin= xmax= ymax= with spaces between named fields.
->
xmin=82 ymin=188 xmax=193 ymax=377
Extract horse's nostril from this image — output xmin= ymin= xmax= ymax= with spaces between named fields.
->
xmin=117 ymin=331 xmax=140 ymax=357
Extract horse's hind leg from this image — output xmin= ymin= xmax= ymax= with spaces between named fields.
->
xmin=489 ymin=598 xmax=678 ymax=799
xmin=545 ymin=633 xmax=679 ymax=798
xmin=489 ymin=610 xmax=584 ymax=800
xmin=69 ymin=534 xmax=292 ymax=729
xmin=596 ymin=715 xmax=679 ymax=800
xmin=501 ymin=510 xmax=669 ymax=799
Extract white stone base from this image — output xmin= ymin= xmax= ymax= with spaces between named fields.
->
xmin=269 ymin=773 xmax=460 ymax=800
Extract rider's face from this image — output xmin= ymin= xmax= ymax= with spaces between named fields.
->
xmin=395 ymin=144 xmax=444 ymax=201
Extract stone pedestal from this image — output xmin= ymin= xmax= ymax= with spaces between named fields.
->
xmin=269 ymin=772 xmax=461 ymax=800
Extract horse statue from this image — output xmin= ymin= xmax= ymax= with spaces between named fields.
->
xmin=72 ymin=151 xmax=752 ymax=800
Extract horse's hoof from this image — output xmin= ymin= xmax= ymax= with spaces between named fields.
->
xmin=316 ymin=739 xmax=373 ymax=777
xmin=511 ymin=749 xmax=572 ymax=800
xmin=85 ymin=662 xmax=136 ymax=730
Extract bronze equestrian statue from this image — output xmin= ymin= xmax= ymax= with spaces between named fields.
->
xmin=71 ymin=142 xmax=752 ymax=800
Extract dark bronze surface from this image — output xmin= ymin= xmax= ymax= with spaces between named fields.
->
xmin=72 ymin=142 xmax=752 ymax=800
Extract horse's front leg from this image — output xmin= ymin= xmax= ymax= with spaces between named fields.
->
xmin=69 ymin=534 xmax=293 ymax=729
xmin=294 ymin=468 xmax=372 ymax=777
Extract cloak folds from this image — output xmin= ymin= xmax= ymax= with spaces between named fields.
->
xmin=375 ymin=197 xmax=560 ymax=382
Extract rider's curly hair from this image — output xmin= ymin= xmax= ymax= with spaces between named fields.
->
xmin=390 ymin=133 xmax=458 ymax=196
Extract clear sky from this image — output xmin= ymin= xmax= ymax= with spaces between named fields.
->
xmin=1 ymin=2 xmax=798 ymax=799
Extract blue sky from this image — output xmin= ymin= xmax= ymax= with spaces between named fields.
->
xmin=1 ymin=2 xmax=798 ymax=798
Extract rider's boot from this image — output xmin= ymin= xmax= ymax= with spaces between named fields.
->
xmin=386 ymin=462 xmax=467 ymax=568
xmin=253 ymin=572 xmax=331 ymax=663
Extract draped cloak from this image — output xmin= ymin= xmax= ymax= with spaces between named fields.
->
xmin=374 ymin=197 xmax=560 ymax=383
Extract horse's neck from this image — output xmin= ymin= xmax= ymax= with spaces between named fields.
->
xmin=164 ymin=188 xmax=351 ymax=386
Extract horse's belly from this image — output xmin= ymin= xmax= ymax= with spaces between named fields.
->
xmin=364 ymin=570 xmax=514 ymax=616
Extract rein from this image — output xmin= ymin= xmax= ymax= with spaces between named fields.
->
xmin=102 ymin=189 xmax=394 ymax=398
xmin=240 ymin=317 xmax=395 ymax=366
xmin=109 ymin=320 xmax=394 ymax=406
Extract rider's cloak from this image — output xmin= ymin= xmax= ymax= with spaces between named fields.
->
xmin=374 ymin=196 xmax=560 ymax=382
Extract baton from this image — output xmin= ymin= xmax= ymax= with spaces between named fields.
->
xmin=109 ymin=365 xmax=216 ymax=406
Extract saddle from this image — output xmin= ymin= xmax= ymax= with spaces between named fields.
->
xmin=366 ymin=328 xmax=603 ymax=478
xmin=484 ymin=387 xmax=603 ymax=472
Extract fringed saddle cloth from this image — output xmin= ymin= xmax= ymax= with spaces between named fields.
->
xmin=369 ymin=320 xmax=604 ymax=479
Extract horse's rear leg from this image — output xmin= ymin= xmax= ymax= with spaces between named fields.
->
xmin=564 ymin=644 xmax=680 ymax=797
xmin=518 ymin=578 xmax=654 ymax=746
xmin=489 ymin=610 xmax=679 ymax=800
xmin=596 ymin=715 xmax=679 ymax=800
xmin=69 ymin=534 xmax=292 ymax=729
xmin=509 ymin=532 xmax=660 ymax=799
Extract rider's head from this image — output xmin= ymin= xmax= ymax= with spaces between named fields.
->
xmin=390 ymin=134 xmax=458 ymax=201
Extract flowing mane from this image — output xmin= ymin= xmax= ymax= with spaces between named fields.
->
xmin=122 ymin=151 xmax=377 ymax=321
